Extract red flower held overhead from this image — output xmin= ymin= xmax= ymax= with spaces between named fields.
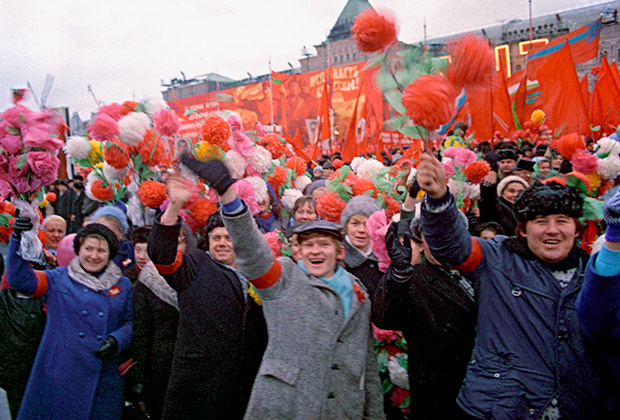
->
xmin=316 ymin=192 xmax=347 ymax=223
xmin=200 ymin=115 xmax=231 ymax=149
xmin=137 ymin=129 xmax=166 ymax=167
xmin=104 ymin=139 xmax=131 ymax=169
xmin=91 ymin=179 xmax=115 ymax=201
xmin=351 ymin=8 xmax=398 ymax=53
xmin=446 ymin=34 xmax=494 ymax=90
xmin=401 ymin=74 xmax=457 ymax=131
xmin=464 ymin=161 xmax=491 ymax=184
xmin=259 ymin=133 xmax=288 ymax=159
xmin=137 ymin=180 xmax=167 ymax=209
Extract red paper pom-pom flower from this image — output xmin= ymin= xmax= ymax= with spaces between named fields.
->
xmin=0 ymin=225 xmax=12 ymax=243
xmin=268 ymin=165 xmax=288 ymax=190
xmin=464 ymin=160 xmax=491 ymax=184
xmin=137 ymin=180 xmax=167 ymax=208
xmin=104 ymin=139 xmax=131 ymax=169
xmin=153 ymin=109 xmax=181 ymax=137
xmin=258 ymin=133 xmax=287 ymax=159
xmin=570 ymin=149 xmax=598 ymax=174
xmin=88 ymin=114 xmax=119 ymax=142
xmin=446 ymin=34 xmax=494 ymax=90
xmin=97 ymin=103 xmax=129 ymax=121
xmin=137 ymin=129 xmax=167 ymax=167
xmin=0 ymin=201 xmax=15 ymax=216
xmin=351 ymin=8 xmax=398 ymax=53
xmin=91 ymin=179 xmax=115 ymax=201
xmin=263 ymin=231 xmax=285 ymax=258
xmin=552 ymin=133 xmax=585 ymax=160
xmin=401 ymin=74 xmax=457 ymax=131
xmin=286 ymin=157 xmax=307 ymax=177
xmin=382 ymin=194 xmax=400 ymax=221
xmin=352 ymin=178 xmax=379 ymax=197
xmin=332 ymin=158 xmax=344 ymax=169
xmin=45 ymin=192 xmax=57 ymax=203
xmin=542 ymin=176 xmax=567 ymax=185
xmin=188 ymin=197 xmax=218 ymax=228
xmin=316 ymin=192 xmax=347 ymax=223
xmin=200 ymin=115 xmax=230 ymax=148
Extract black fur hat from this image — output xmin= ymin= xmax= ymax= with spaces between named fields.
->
xmin=74 ymin=223 xmax=120 ymax=259
xmin=513 ymin=181 xmax=583 ymax=223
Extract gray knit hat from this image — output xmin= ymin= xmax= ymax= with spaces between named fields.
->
xmin=340 ymin=195 xmax=381 ymax=226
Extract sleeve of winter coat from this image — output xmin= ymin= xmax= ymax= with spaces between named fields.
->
xmin=221 ymin=205 xmax=283 ymax=293
xmin=363 ymin=330 xmax=387 ymax=419
xmin=577 ymin=254 xmax=620 ymax=354
xmin=148 ymin=217 xmax=188 ymax=291
xmin=6 ymin=234 xmax=49 ymax=298
xmin=108 ymin=277 xmax=133 ymax=353
xmin=371 ymin=266 xmax=412 ymax=331
xmin=420 ymin=192 xmax=483 ymax=273
xmin=131 ymin=283 xmax=154 ymax=384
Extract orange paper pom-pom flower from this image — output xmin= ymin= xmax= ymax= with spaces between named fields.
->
xmin=332 ymin=158 xmax=344 ymax=169
xmin=553 ymin=133 xmax=585 ymax=160
xmin=258 ymin=133 xmax=287 ymax=159
xmin=104 ymin=139 xmax=131 ymax=169
xmin=382 ymin=194 xmax=400 ymax=221
xmin=464 ymin=160 xmax=491 ymax=184
xmin=200 ymin=115 xmax=231 ymax=148
xmin=268 ymin=165 xmax=288 ymax=190
xmin=352 ymin=178 xmax=379 ymax=198
xmin=0 ymin=201 xmax=15 ymax=216
xmin=91 ymin=179 xmax=115 ymax=201
xmin=188 ymin=197 xmax=218 ymax=228
xmin=351 ymin=8 xmax=398 ymax=53
xmin=316 ymin=192 xmax=347 ymax=223
xmin=401 ymin=74 xmax=457 ymax=131
xmin=286 ymin=157 xmax=307 ymax=177
xmin=446 ymin=34 xmax=494 ymax=90
xmin=137 ymin=180 xmax=167 ymax=208
xmin=542 ymin=176 xmax=567 ymax=186
xmin=137 ymin=129 xmax=167 ymax=167
xmin=45 ymin=192 xmax=57 ymax=203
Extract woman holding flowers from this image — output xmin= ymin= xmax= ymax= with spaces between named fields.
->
xmin=7 ymin=221 xmax=133 ymax=420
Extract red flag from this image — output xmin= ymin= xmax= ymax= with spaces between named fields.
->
xmin=342 ymin=77 xmax=364 ymax=162
xmin=466 ymin=85 xmax=493 ymax=140
xmin=527 ymin=19 xmax=601 ymax=79
xmin=609 ymin=61 xmax=620 ymax=91
xmin=536 ymin=43 xmax=589 ymax=135
xmin=579 ymin=75 xmax=590 ymax=117
xmin=292 ymin=126 xmax=303 ymax=151
xmin=492 ymin=71 xmax=516 ymax=135
xmin=590 ymin=56 xmax=620 ymax=135
xmin=318 ymin=73 xmax=331 ymax=144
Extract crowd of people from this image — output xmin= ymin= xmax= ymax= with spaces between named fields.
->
xmin=1 ymin=117 xmax=620 ymax=420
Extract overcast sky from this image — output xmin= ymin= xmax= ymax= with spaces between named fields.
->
xmin=0 ymin=0 xmax=610 ymax=119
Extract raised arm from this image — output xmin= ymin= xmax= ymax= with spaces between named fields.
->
xmin=7 ymin=217 xmax=48 ymax=298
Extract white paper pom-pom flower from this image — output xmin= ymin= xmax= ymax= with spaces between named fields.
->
xmin=103 ymin=162 xmax=129 ymax=181
xmin=143 ymin=98 xmax=168 ymax=117
xmin=447 ymin=178 xmax=465 ymax=198
xmin=64 ymin=136 xmax=92 ymax=160
xmin=118 ymin=112 xmax=151 ymax=146
xmin=596 ymin=137 xmax=620 ymax=157
xmin=350 ymin=156 xmax=367 ymax=172
xmin=468 ymin=183 xmax=481 ymax=201
xmin=406 ymin=167 xmax=417 ymax=187
xmin=388 ymin=355 xmax=410 ymax=390
xmin=597 ymin=155 xmax=620 ymax=179
xmin=245 ymin=176 xmax=268 ymax=203
xmin=356 ymin=159 xmax=384 ymax=181
xmin=85 ymin=172 xmax=99 ymax=202
xmin=294 ymin=175 xmax=312 ymax=193
xmin=281 ymin=188 xmax=304 ymax=211
xmin=224 ymin=150 xmax=247 ymax=179
xmin=247 ymin=145 xmax=273 ymax=174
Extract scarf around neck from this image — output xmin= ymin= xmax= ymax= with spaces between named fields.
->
xmin=68 ymin=257 xmax=122 ymax=292
xmin=137 ymin=260 xmax=179 ymax=310
xmin=298 ymin=260 xmax=353 ymax=319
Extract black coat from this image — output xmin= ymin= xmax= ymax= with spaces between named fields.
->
xmin=131 ymin=281 xmax=179 ymax=420
xmin=478 ymin=182 xmax=518 ymax=236
xmin=148 ymin=218 xmax=267 ymax=420
xmin=372 ymin=261 xmax=478 ymax=418
xmin=343 ymin=240 xmax=382 ymax=296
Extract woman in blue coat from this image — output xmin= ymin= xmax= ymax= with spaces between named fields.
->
xmin=7 ymin=221 xmax=133 ymax=420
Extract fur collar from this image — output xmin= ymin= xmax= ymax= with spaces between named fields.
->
xmin=68 ymin=257 xmax=121 ymax=292
xmin=137 ymin=261 xmax=179 ymax=310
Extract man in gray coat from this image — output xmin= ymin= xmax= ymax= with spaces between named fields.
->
xmin=180 ymin=153 xmax=385 ymax=420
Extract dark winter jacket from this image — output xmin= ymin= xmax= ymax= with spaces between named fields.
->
xmin=343 ymin=240 xmax=382 ymax=296
xmin=421 ymin=192 xmax=616 ymax=420
xmin=478 ymin=182 xmax=518 ymax=236
xmin=148 ymin=217 xmax=267 ymax=420
xmin=373 ymin=262 xmax=477 ymax=418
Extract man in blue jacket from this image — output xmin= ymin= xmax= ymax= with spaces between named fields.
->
xmin=416 ymin=152 xmax=616 ymax=419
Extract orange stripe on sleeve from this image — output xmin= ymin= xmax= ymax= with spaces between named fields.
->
xmin=251 ymin=259 xmax=282 ymax=289
xmin=455 ymin=237 xmax=483 ymax=273
xmin=154 ymin=251 xmax=184 ymax=275
xmin=32 ymin=271 xmax=48 ymax=298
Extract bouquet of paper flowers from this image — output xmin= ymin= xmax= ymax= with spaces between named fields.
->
xmin=373 ymin=325 xmax=410 ymax=418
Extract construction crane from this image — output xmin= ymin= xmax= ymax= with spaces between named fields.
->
xmin=88 ymin=84 xmax=104 ymax=108
xmin=27 ymin=73 xmax=55 ymax=110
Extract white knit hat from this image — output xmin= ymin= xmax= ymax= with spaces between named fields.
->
xmin=496 ymin=175 xmax=528 ymax=198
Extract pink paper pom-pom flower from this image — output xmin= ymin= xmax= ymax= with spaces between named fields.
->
xmin=88 ymin=114 xmax=120 ymax=142
xmin=570 ymin=149 xmax=598 ymax=174
xmin=454 ymin=147 xmax=477 ymax=168
xmin=233 ymin=179 xmax=260 ymax=215
xmin=153 ymin=109 xmax=181 ymax=137
xmin=366 ymin=210 xmax=390 ymax=272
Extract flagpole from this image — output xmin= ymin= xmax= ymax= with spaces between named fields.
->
xmin=424 ymin=17 xmax=427 ymax=59
xmin=269 ymin=57 xmax=274 ymax=126
xmin=529 ymin=0 xmax=533 ymax=44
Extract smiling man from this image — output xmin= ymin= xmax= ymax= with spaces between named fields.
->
xmin=416 ymin=152 xmax=615 ymax=419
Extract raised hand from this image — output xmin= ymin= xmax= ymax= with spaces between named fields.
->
xmin=416 ymin=152 xmax=447 ymax=199
xmin=385 ymin=221 xmax=413 ymax=277
xmin=179 ymin=153 xmax=236 ymax=195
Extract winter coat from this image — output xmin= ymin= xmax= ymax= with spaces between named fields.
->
xmin=343 ymin=240 xmax=382 ymax=296
xmin=148 ymin=218 xmax=267 ymax=420
xmin=421 ymin=192 xmax=616 ymax=419
xmin=131 ymin=275 xmax=179 ymax=419
xmin=222 ymin=206 xmax=385 ymax=420
xmin=478 ymin=182 xmax=518 ymax=236
xmin=372 ymin=261 xmax=477 ymax=418
xmin=577 ymin=254 xmax=620 ymax=385
xmin=0 ymin=288 xmax=46 ymax=418
xmin=6 ymin=236 xmax=133 ymax=420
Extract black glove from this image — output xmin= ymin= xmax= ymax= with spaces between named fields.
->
xmin=13 ymin=217 xmax=33 ymax=239
xmin=385 ymin=221 xmax=413 ymax=277
xmin=408 ymin=179 xmax=421 ymax=199
xmin=94 ymin=336 xmax=119 ymax=360
xmin=180 ymin=152 xmax=236 ymax=195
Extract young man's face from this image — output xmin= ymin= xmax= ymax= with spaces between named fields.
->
xmin=498 ymin=158 xmax=516 ymax=174
xmin=520 ymin=214 xmax=579 ymax=263
xmin=300 ymin=235 xmax=345 ymax=278
xmin=345 ymin=215 xmax=370 ymax=252
xmin=208 ymin=227 xmax=235 ymax=266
